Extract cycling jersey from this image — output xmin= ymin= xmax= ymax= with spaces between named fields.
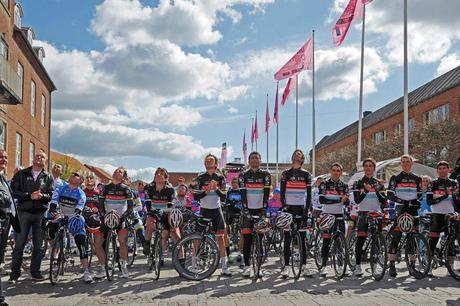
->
xmin=102 ymin=183 xmax=134 ymax=215
xmin=427 ymin=178 xmax=460 ymax=214
xmin=194 ymin=172 xmax=226 ymax=209
xmin=49 ymin=182 xmax=86 ymax=217
xmin=387 ymin=171 xmax=422 ymax=206
xmin=144 ymin=182 xmax=175 ymax=210
xmin=226 ymin=188 xmax=243 ymax=209
xmin=318 ymin=178 xmax=349 ymax=214
xmin=280 ymin=167 xmax=311 ymax=208
xmin=173 ymin=196 xmax=187 ymax=209
xmin=239 ymin=168 xmax=271 ymax=209
xmin=83 ymin=187 xmax=101 ymax=213
xmin=352 ymin=176 xmax=386 ymax=212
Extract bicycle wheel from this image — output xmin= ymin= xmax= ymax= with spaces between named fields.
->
xmin=172 ymin=233 xmax=220 ymax=281
xmin=290 ymin=231 xmax=303 ymax=280
xmin=105 ymin=232 xmax=117 ymax=281
xmin=405 ymin=232 xmax=431 ymax=279
xmin=313 ymin=230 xmax=323 ymax=270
xmin=251 ymin=233 xmax=263 ymax=278
xmin=444 ymin=235 xmax=460 ymax=281
xmin=230 ymin=221 xmax=240 ymax=251
xmin=87 ymin=233 xmax=93 ymax=267
xmin=49 ymin=231 xmax=64 ymax=285
xmin=347 ymin=229 xmax=357 ymax=271
xmin=127 ymin=229 xmax=137 ymax=267
xmin=370 ymin=232 xmax=387 ymax=281
xmin=149 ymin=232 xmax=162 ymax=280
xmin=331 ymin=231 xmax=348 ymax=280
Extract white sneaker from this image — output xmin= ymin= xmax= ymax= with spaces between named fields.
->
xmin=120 ymin=262 xmax=130 ymax=278
xmin=221 ymin=266 xmax=232 ymax=276
xmin=83 ymin=270 xmax=93 ymax=283
xmin=281 ymin=267 xmax=290 ymax=278
xmin=319 ymin=267 xmax=327 ymax=277
xmin=354 ymin=265 xmax=363 ymax=276
xmin=303 ymin=267 xmax=314 ymax=278
xmin=95 ymin=266 xmax=105 ymax=279
xmin=242 ymin=266 xmax=251 ymax=277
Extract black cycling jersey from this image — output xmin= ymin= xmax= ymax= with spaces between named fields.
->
xmin=427 ymin=177 xmax=460 ymax=214
xmin=318 ymin=178 xmax=349 ymax=215
xmin=194 ymin=171 xmax=226 ymax=209
xmin=238 ymin=168 xmax=271 ymax=209
xmin=102 ymin=183 xmax=134 ymax=215
xmin=226 ymin=188 xmax=242 ymax=207
xmin=387 ymin=171 xmax=422 ymax=206
xmin=280 ymin=167 xmax=312 ymax=208
xmin=352 ymin=176 xmax=387 ymax=212
xmin=144 ymin=182 xmax=175 ymax=211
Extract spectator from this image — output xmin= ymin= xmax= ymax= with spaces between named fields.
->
xmin=51 ymin=163 xmax=64 ymax=190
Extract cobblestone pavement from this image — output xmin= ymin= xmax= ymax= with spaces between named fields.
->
xmin=2 ymin=252 xmax=460 ymax=306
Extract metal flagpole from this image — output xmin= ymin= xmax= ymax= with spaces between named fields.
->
xmin=266 ymin=94 xmax=269 ymax=171
xmin=256 ymin=111 xmax=258 ymax=152
xmin=312 ymin=30 xmax=316 ymax=178
xmin=357 ymin=4 xmax=366 ymax=165
xmin=403 ymin=0 xmax=409 ymax=154
xmin=276 ymin=103 xmax=279 ymax=187
xmin=295 ymin=75 xmax=299 ymax=148
xmin=251 ymin=117 xmax=254 ymax=152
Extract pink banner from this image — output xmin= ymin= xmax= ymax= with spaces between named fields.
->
xmin=332 ymin=0 xmax=358 ymax=47
xmin=254 ymin=111 xmax=259 ymax=142
xmin=273 ymin=82 xmax=279 ymax=125
xmin=265 ymin=99 xmax=270 ymax=133
xmin=274 ymin=38 xmax=313 ymax=81
xmin=281 ymin=77 xmax=296 ymax=106
xmin=242 ymin=130 xmax=247 ymax=164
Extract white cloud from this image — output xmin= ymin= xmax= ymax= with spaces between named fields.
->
xmin=228 ymin=106 xmax=238 ymax=114
xmin=437 ymin=53 xmax=460 ymax=76
xmin=218 ymin=85 xmax=250 ymax=103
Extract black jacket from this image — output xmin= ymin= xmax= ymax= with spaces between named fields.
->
xmin=11 ymin=167 xmax=54 ymax=213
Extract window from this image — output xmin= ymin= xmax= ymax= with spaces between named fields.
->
xmin=27 ymin=29 xmax=33 ymax=45
xmin=17 ymin=62 xmax=24 ymax=97
xmin=0 ymin=121 xmax=5 ymax=150
xmin=14 ymin=4 xmax=22 ymax=28
xmin=37 ymin=48 xmax=45 ymax=62
xmin=373 ymin=130 xmax=387 ymax=145
xmin=40 ymin=94 xmax=46 ymax=126
xmin=29 ymin=142 xmax=34 ymax=166
xmin=0 ymin=39 xmax=7 ymax=60
xmin=393 ymin=123 xmax=402 ymax=136
xmin=30 ymin=80 xmax=36 ymax=116
xmin=422 ymin=104 xmax=450 ymax=125
xmin=409 ymin=118 xmax=415 ymax=131
xmin=15 ymin=133 xmax=22 ymax=167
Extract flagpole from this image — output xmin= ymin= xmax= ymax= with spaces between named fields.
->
xmin=403 ymin=0 xmax=409 ymax=154
xmin=295 ymin=75 xmax=299 ymax=148
xmin=251 ymin=117 xmax=254 ymax=152
xmin=255 ymin=111 xmax=258 ymax=152
xmin=276 ymin=84 xmax=279 ymax=187
xmin=266 ymin=94 xmax=269 ymax=171
xmin=357 ymin=3 xmax=366 ymax=165
xmin=312 ymin=29 xmax=316 ymax=178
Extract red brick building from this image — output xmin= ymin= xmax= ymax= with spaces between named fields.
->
xmin=0 ymin=0 xmax=55 ymax=178
xmin=315 ymin=65 xmax=460 ymax=167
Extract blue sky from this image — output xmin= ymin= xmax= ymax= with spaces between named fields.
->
xmin=20 ymin=0 xmax=460 ymax=181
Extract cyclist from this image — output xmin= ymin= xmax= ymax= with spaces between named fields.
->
xmin=124 ymin=176 xmax=145 ymax=254
xmin=238 ymin=151 xmax=271 ymax=277
xmin=280 ymin=149 xmax=312 ymax=278
xmin=46 ymin=172 xmax=92 ymax=283
xmin=100 ymin=167 xmax=134 ymax=278
xmin=173 ymin=183 xmax=190 ymax=209
xmin=387 ymin=155 xmax=422 ymax=277
xmin=225 ymin=177 xmax=243 ymax=262
xmin=426 ymin=161 xmax=460 ymax=275
xmin=352 ymin=158 xmax=387 ymax=276
xmin=194 ymin=155 xmax=231 ymax=276
xmin=318 ymin=163 xmax=349 ymax=277
xmin=143 ymin=167 xmax=178 ymax=264
xmin=82 ymin=174 xmax=106 ymax=279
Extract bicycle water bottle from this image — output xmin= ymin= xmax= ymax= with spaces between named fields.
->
xmin=389 ymin=201 xmax=396 ymax=220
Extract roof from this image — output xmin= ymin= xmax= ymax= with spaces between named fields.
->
xmin=84 ymin=164 xmax=112 ymax=184
xmin=316 ymin=65 xmax=460 ymax=150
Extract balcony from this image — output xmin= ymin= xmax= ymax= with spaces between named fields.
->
xmin=0 ymin=57 xmax=22 ymax=105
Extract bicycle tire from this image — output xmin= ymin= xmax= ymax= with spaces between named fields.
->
xmin=172 ymin=233 xmax=220 ymax=281
xmin=313 ymin=230 xmax=323 ymax=270
xmin=444 ymin=235 xmax=460 ymax=281
xmin=149 ymin=232 xmax=162 ymax=280
xmin=290 ymin=231 xmax=303 ymax=280
xmin=405 ymin=232 xmax=431 ymax=279
xmin=127 ymin=228 xmax=137 ymax=267
xmin=370 ymin=231 xmax=387 ymax=281
xmin=347 ymin=229 xmax=357 ymax=271
xmin=105 ymin=231 xmax=117 ymax=281
xmin=49 ymin=230 xmax=64 ymax=285
xmin=331 ymin=231 xmax=348 ymax=280
xmin=251 ymin=233 xmax=263 ymax=278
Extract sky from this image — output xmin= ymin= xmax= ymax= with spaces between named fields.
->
xmin=19 ymin=0 xmax=460 ymax=181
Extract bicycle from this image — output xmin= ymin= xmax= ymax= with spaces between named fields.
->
xmin=49 ymin=216 xmax=76 ymax=285
xmin=104 ymin=210 xmax=121 ymax=281
xmin=145 ymin=209 xmax=164 ymax=280
xmin=313 ymin=214 xmax=348 ymax=279
xmin=347 ymin=212 xmax=388 ymax=280
xmin=386 ymin=210 xmax=432 ymax=279
xmin=288 ymin=214 xmax=308 ymax=279
xmin=124 ymin=211 xmax=139 ymax=268
xmin=172 ymin=213 xmax=220 ymax=280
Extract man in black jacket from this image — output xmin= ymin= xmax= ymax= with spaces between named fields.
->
xmin=9 ymin=151 xmax=53 ymax=282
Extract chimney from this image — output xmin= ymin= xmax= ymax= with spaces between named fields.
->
xmin=363 ymin=111 xmax=372 ymax=117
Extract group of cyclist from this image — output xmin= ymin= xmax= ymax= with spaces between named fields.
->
xmin=11 ymin=148 xmax=460 ymax=285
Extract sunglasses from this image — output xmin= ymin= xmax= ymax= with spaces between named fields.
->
xmin=71 ymin=172 xmax=81 ymax=178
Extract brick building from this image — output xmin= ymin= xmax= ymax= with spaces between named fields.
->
xmin=315 ymin=65 xmax=460 ymax=170
xmin=0 ymin=0 xmax=56 ymax=178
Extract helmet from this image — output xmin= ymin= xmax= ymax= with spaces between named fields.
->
xmin=276 ymin=212 xmax=293 ymax=229
xmin=169 ymin=208 xmax=183 ymax=228
xmin=397 ymin=213 xmax=414 ymax=233
xmin=86 ymin=213 xmax=101 ymax=229
xmin=104 ymin=210 xmax=121 ymax=229
xmin=318 ymin=214 xmax=336 ymax=231
xmin=82 ymin=206 xmax=94 ymax=220
xmin=68 ymin=214 xmax=86 ymax=236
xmin=255 ymin=218 xmax=270 ymax=233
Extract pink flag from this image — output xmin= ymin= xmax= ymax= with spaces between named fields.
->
xmin=281 ymin=77 xmax=296 ymax=106
xmin=251 ymin=121 xmax=255 ymax=145
xmin=273 ymin=82 xmax=279 ymax=125
xmin=219 ymin=142 xmax=227 ymax=168
xmin=243 ymin=130 xmax=247 ymax=164
xmin=265 ymin=97 xmax=270 ymax=133
xmin=254 ymin=111 xmax=259 ymax=142
xmin=274 ymin=38 xmax=313 ymax=81
xmin=333 ymin=0 xmax=373 ymax=47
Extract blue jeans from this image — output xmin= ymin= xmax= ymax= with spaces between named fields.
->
xmin=10 ymin=211 xmax=45 ymax=278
